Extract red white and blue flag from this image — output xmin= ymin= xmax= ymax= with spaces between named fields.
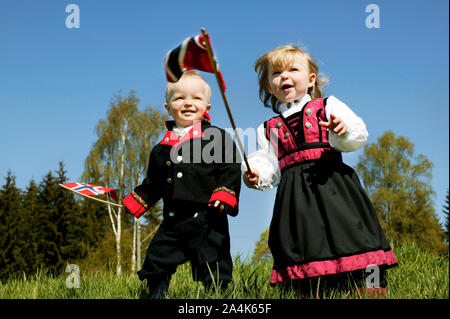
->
xmin=164 ymin=33 xmax=227 ymax=90
xmin=61 ymin=182 xmax=118 ymax=202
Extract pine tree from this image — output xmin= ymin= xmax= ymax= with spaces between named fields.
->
xmin=20 ymin=179 xmax=42 ymax=274
xmin=55 ymin=162 xmax=87 ymax=262
xmin=356 ymin=130 xmax=446 ymax=254
xmin=35 ymin=162 xmax=86 ymax=275
xmin=36 ymin=170 xmax=64 ymax=274
xmin=0 ymin=171 xmax=24 ymax=281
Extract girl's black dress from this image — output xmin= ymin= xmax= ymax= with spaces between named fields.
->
xmin=263 ymin=98 xmax=397 ymax=286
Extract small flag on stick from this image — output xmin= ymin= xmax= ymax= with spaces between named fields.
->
xmin=60 ymin=182 xmax=118 ymax=202
xmin=164 ymin=33 xmax=227 ymax=90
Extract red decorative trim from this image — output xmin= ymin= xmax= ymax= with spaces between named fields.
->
xmin=209 ymin=189 xmax=237 ymax=209
xmin=131 ymin=191 xmax=148 ymax=209
xmin=160 ymin=121 xmax=204 ymax=146
xmin=270 ymin=249 xmax=398 ymax=284
xmin=212 ymin=186 xmax=236 ymax=197
xmin=279 ymin=148 xmax=342 ymax=171
xmin=160 ymin=130 xmax=179 ymax=146
xmin=123 ymin=193 xmax=146 ymax=218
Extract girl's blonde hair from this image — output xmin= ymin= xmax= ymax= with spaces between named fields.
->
xmin=254 ymin=45 xmax=328 ymax=113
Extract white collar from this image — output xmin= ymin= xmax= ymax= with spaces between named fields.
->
xmin=279 ymin=94 xmax=311 ymax=117
xmin=173 ymin=124 xmax=194 ymax=139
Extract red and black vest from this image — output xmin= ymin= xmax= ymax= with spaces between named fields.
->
xmin=264 ymin=98 xmax=342 ymax=172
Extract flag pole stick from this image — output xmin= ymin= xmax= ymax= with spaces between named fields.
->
xmin=59 ymin=184 xmax=123 ymax=208
xmin=200 ymin=27 xmax=252 ymax=173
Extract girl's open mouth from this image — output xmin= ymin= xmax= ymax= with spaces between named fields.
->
xmin=282 ymin=84 xmax=293 ymax=92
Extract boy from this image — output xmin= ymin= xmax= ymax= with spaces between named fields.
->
xmin=123 ymin=71 xmax=241 ymax=298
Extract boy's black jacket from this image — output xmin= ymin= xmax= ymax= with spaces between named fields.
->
xmin=123 ymin=115 xmax=242 ymax=217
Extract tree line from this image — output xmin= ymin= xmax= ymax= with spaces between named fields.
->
xmin=0 ymin=91 xmax=167 ymax=281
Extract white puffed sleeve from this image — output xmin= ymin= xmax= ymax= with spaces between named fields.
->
xmin=241 ymin=124 xmax=280 ymax=190
xmin=325 ymin=96 xmax=368 ymax=152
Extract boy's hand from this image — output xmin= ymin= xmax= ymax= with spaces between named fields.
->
xmin=319 ymin=113 xmax=348 ymax=136
xmin=208 ymin=200 xmax=234 ymax=215
xmin=243 ymin=169 xmax=259 ymax=189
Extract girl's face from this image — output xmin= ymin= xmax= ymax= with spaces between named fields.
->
xmin=267 ymin=53 xmax=316 ymax=104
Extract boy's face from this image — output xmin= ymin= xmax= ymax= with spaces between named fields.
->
xmin=267 ymin=53 xmax=316 ymax=104
xmin=165 ymin=76 xmax=211 ymax=128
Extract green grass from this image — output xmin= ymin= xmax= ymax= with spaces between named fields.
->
xmin=0 ymin=243 xmax=448 ymax=299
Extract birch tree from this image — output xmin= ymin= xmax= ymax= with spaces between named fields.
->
xmin=82 ymin=91 xmax=166 ymax=275
xmin=126 ymin=105 xmax=166 ymax=272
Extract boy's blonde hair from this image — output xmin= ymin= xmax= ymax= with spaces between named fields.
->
xmin=254 ymin=45 xmax=328 ymax=113
xmin=165 ymin=70 xmax=211 ymax=104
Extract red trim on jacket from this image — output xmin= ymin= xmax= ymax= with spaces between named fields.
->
xmin=209 ymin=187 xmax=238 ymax=209
xmin=123 ymin=193 xmax=146 ymax=218
xmin=160 ymin=112 xmax=210 ymax=146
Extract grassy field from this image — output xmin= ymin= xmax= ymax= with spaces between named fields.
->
xmin=0 ymin=243 xmax=448 ymax=299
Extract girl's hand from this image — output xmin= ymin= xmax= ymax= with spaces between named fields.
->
xmin=208 ymin=200 xmax=233 ymax=215
xmin=319 ymin=113 xmax=348 ymax=136
xmin=243 ymin=169 xmax=259 ymax=189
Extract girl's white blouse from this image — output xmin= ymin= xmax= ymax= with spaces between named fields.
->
xmin=242 ymin=94 xmax=368 ymax=191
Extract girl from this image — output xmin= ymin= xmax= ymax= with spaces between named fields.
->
xmin=243 ymin=45 xmax=397 ymax=296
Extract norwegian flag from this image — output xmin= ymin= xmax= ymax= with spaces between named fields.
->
xmin=164 ymin=33 xmax=227 ymax=90
xmin=61 ymin=182 xmax=118 ymax=202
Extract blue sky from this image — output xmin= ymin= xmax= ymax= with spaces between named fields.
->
xmin=1 ymin=0 xmax=448 ymax=258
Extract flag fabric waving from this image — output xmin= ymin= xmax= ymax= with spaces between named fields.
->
xmin=164 ymin=33 xmax=227 ymax=90
xmin=61 ymin=182 xmax=118 ymax=202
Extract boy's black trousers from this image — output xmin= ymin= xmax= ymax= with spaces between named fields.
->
xmin=137 ymin=203 xmax=233 ymax=297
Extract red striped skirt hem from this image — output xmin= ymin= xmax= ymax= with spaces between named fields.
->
xmin=270 ymin=249 xmax=398 ymax=284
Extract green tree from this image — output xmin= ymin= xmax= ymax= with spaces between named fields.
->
xmin=356 ymin=130 xmax=446 ymax=254
xmin=17 ymin=179 xmax=41 ymax=276
xmin=81 ymin=91 xmax=166 ymax=274
xmin=125 ymin=105 xmax=165 ymax=273
xmin=253 ymin=228 xmax=272 ymax=261
xmin=35 ymin=162 xmax=87 ymax=275
xmin=0 ymin=171 xmax=24 ymax=281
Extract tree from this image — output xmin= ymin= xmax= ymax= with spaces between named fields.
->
xmin=54 ymin=163 xmax=88 ymax=263
xmin=18 ymin=179 xmax=41 ymax=276
xmin=356 ymin=130 xmax=446 ymax=254
xmin=0 ymin=171 xmax=24 ymax=280
xmin=252 ymin=228 xmax=272 ymax=262
xmin=126 ymin=106 xmax=165 ymax=273
xmin=35 ymin=162 xmax=87 ymax=275
xmin=82 ymin=91 xmax=166 ymax=275
xmin=443 ymin=189 xmax=449 ymax=244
